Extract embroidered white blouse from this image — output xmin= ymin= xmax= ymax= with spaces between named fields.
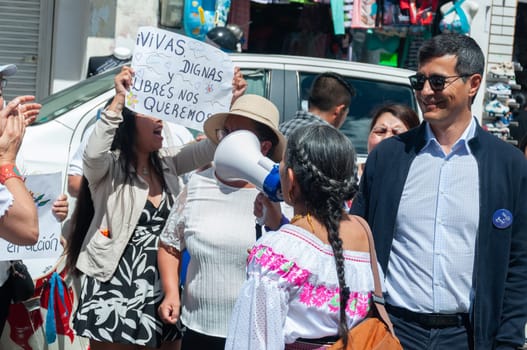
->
xmin=225 ymin=224 xmax=381 ymax=350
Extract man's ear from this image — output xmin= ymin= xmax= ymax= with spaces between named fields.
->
xmin=285 ymin=167 xmax=295 ymax=199
xmin=334 ymin=104 xmax=346 ymax=116
xmin=287 ymin=167 xmax=296 ymax=184
xmin=332 ymin=104 xmax=349 ymax=128
xmin=260 ymin=140 xmax=273 ymax=158
xmin=468 ymin=74 xmax=482 ymax=98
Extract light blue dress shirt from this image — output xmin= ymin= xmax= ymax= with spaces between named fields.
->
xmin=385 ymin=118 xmax=479 ymax=313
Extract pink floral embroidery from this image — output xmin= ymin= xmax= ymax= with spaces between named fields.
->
xmin=328 ymin=294 xmax=340 ymax=312
xmin=312 ymin=286 xmax=333 ymax=307
xmin=280 ymin=261 xmax=294 ymax=274
xmin=252 ymin=245 xmax=310 ymax=286
xmin=248 ymin=245 xmax=266 ymax=263
xmin=251 ymin=245 xmax=371 ymax=316
xmin=354 ymin=292 xmax=372 ymax=317
xmin=267 ymin=253 xmax=284 ymax=271
xmin=299 ymin=283 xmax=315 ymax=306
xmin=348 ymin=297 xmax=357 ymax=312
xmin=285 ymin=265 xmax=309 ymax=286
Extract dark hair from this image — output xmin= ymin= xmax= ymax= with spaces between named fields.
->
xmin=308 ymin=72 xmax=355 ymax=112
xmin=418 ymin=33 xmax=485 ymax=77
xmin=66 ymin=106 xmax=165 ymax=273
xmin=369 ymin=103 xmax=420 ymax=131
xmin=285 ymin=124 xmax=357 ymax=347
xmin=112 ymin=107 xmax=166 ymax=187
xmin=66 ymin=176 xmax=93 ymax=274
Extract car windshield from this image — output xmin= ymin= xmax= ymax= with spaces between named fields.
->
xmin=299 ymin=73 xmax=417 ymax=156
xmin=34 ymin=67 xmax=120 ymax=125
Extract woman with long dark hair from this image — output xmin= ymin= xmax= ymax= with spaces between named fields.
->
xmin=226 ymin=124 xmax=381 ymax=349
xmin=66 ymin=66 xmax=220 ymax=350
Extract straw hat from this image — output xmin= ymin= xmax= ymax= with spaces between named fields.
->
xmin=204 ymin=94 xmax=286 ymax=162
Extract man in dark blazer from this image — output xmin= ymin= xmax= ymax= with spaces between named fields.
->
xmin=351 ymin=33 xmax=527 ymax=350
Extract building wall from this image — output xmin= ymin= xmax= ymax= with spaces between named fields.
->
xmin=52 ymin=0 xmax=158 ymax=92
xmin=52 ymin=0 xmax=94 ymax=91
xmin=488 ymin=0 xmax=518 ymax=65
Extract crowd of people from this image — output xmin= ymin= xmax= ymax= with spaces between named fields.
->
xmin=1 ymin=32 xmax=527 ymax=350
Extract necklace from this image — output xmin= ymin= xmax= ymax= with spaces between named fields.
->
xmin=142 ymin=166 xmax=149 ymax=176
xmin=290 ymin=213 xmax=316 ymax=234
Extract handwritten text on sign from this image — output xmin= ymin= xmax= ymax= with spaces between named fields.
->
xmin=0 ymin=172 xmax=62 ymax=260
xmin=127 ymin=26 xmax=234 ymax=132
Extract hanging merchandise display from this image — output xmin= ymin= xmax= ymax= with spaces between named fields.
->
xmin=399 ymin=0 xmax=417 ymax=24
xmin=184 ymin=0 xmax=216 ymax=40
xmin=351 ymin=0 xmax=378 ymax=29
xmin=342 ymin=0 xmax=441 ymax=68
xmin=365 ymin=30 xmax=401 ymax=66
xmin=183 ymin=0 xmax=232 ymax=40
xmin=331 ymin=0 xmax=346 ymax=34
xmin=438 ymin=0 xmax=478 ymax=34
xmin=343 ymin=0 xmax=354 ymax=28
xmin=483 ymin=61 xmax=524 ymax=144
xmin=346 ymin=0 xmax=438 ymax=30
xmin=215 ymin=0 xmax=232 ymax=26
xmin=415 ymin=0 xmax=436 ymax=25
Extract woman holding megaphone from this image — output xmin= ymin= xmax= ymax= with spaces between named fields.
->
xmin=157 ymin=94 xmax=289 ymax=349
xmin=225 ymin=125 xmax=388 ymax=349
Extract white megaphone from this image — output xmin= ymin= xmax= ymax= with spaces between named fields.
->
xmin=213 ymin=130 xmax=283 ymax=202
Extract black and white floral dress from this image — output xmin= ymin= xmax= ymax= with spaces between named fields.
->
xmin=73 ymin=192 xmax=180 ymax=347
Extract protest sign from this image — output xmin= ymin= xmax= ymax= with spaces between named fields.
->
xmin=127 ymin=26 xmax=234 ymax=132
xmin=0 ymin=172 xmax=62 ymax=261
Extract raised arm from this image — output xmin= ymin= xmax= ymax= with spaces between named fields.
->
xmin=0 ymin=97 xmax=38 ymax=245
xmin=83 ymin=66 xmax=132 ymax=184
xmin=231 ymin=66 xmax=247 ymax=106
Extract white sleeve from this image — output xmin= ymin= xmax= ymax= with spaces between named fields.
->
xmin=68 ymin=124 xmax=95 ymax=176
xmin=163 ymin=122 xmax=195 ymax=147
xmin=159 ymin=186 xmax=188 ymax=250
xmin=68 ymin=140 xmax=85 ymax=176
xmin=225 ymin=271 xmax=288 ymax=350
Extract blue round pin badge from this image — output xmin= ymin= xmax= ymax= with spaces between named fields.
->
xmin=492 ymin=209 xmax=513 ymax=229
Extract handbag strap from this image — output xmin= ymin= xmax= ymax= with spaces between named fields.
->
xmin=352 ymin=215 xmax=396 ymax=337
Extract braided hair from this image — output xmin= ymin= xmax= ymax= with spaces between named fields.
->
xmin=285 ymin=125 xmax=357 ymax=347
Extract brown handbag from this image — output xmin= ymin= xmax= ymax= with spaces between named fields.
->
xmin=328 ymin=216 xmax=402 ymax=350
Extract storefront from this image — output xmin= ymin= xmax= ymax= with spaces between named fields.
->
xmin=222 ymin=0 xmax=524 ymax=145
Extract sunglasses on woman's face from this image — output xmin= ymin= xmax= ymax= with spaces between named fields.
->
xmin=408 ymin=73 xmax=471 ymax=91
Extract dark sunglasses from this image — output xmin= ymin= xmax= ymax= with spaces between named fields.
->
xmin=408 ymin=74 xmax=472 ymax=91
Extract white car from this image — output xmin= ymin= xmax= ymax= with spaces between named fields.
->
xmin=18 ymin=54 xmax=418 ymax=196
